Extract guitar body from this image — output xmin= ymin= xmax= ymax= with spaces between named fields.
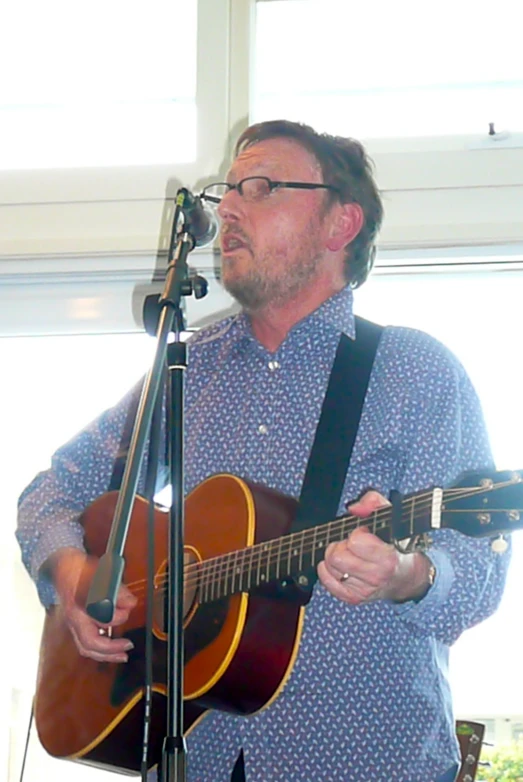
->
xmin=34 ymin=475 xmax=305 ymax=775
xmin=34 ymin=466 xmax=522 ymax=775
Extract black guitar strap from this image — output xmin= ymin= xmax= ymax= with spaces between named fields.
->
xmin=231 ymin=317 xmax=384 ymax=782
xmin=292 ymin=316 xmax=383 ymax=534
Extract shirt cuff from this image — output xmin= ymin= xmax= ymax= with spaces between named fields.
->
xmin=31 ymin=523 xmax=85 ymax=608
xmin=389 ymin=548 xmax=455 ymax=620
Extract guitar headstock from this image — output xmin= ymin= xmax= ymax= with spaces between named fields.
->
xmin=456 ymin=720 xmax=485 ymax=782
xmin=441 ymin=469 xmax=523 ymax=540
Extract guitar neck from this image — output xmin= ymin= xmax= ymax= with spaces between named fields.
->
xmin=196 ymin=488 xmax=439 ymax=604
xmin=188 ymin=468 xmax=522 ymax=605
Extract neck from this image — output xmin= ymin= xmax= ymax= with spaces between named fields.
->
xmin=249 ymin=279 xmax=346 ymax=352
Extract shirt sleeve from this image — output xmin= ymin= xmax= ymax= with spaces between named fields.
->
xmin=389 ymin=339 xmax=511 ymax=645
xmin=16 ymin=379 xmax=150 ymax=607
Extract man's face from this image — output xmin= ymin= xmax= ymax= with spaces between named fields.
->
xmin=217 ymin=137 xmax=338 ymax=311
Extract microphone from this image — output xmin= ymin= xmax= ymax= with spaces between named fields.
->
xmin=178 ymin=187 xmax=219 ymax=247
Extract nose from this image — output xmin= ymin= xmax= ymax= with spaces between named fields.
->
xmin=217 ymin=187 xmax=244 ymax=222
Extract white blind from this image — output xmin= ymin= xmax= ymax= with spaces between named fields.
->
xmin=254 ymin=0 xmax=523 ymax=139
xmin=253 ymin=0 xmax=523 ymax=250
xmin=0 ymin=0 xmax=236 ymax=259
xmin=0 ymin=0 xmax=197 ymax=169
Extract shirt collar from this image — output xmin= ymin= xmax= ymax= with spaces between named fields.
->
xmin=231 ymin=284 xmax=356 ymax=344
xmin=307 ymin=285 xmax=356 ymax=339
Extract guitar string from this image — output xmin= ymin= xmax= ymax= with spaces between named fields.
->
xmin=158 ymin=490 xmax=486 ymax=598
xmin=143 ymin=483 xmax=494 ymax=593
xmin=123 ymin=488 xmax=437 ymax=594
xmin=124 ymin=483 xmax=506 ymax=601
xmin=125 ymin=483 xmax=502 ymax=598
xmin=181 ymin=481 xmax=518 ymax=595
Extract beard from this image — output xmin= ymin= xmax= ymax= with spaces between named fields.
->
xmin=221 ymin=219 xmax=325 ymax=312
xmin=223 ymin=253 xmax=322 ymax=311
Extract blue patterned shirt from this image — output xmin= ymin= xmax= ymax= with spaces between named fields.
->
xmin=17 ymin=286 xmax=509 ymax=782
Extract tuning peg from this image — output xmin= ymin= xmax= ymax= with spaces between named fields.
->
xmin=491 ymin=535 xmax=509 ymax=554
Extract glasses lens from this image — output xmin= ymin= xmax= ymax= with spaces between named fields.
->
xmin=241 ymin=178 xmax=271 ymax=202
xmin=203 ymin=183 xmax=230 ymax=201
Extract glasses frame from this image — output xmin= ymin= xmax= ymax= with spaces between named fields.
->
xmin=200 ymin=176 xmax=340 ymax=204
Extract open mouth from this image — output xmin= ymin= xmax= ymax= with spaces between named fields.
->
xmin=221 ymin=234 xmax=249 ymax=253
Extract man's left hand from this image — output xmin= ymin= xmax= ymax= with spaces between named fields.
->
xmin=317 ymin=490 xmax=431 ymax=605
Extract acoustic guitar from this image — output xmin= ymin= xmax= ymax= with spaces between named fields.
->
xmin=34 ymin=469 xmax=521 ymax=774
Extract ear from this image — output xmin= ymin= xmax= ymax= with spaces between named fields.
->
xmin=325 ymin=203 xmax=364 ymax=252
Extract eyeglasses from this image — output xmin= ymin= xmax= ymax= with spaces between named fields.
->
xmin=200 ymin=176 xmax=339 ymax=204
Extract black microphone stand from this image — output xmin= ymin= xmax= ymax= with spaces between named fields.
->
xmin=86 ymin=188 xmax=208 ymax=782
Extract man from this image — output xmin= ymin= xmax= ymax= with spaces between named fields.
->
xmin=17 ymin=120 xmax=509 ymax=782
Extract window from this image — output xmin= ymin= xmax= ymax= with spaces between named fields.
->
xmin=252 ymin=0 xmax=523 ymax=252
xmin=2 ymin=333 xmax=154 ymax=780
xmin=354 ymin=264 xmax=523 ymax=745
xmin=254 ymin=0 xmax=523 ymax=139
xmin=0 ymin=0 xmax=236 ymax=259
xmin=0 ymin=0 xmax=197 ymax=169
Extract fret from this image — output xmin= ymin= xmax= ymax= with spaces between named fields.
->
xmin=298 ymin=531 xmax=304 ymax=573
xmin=287 ymin=532 xmax=292 ymax=579
xmin=217 ymin=555 xmax=225 ymax=599
xmin=291 ymin=537 xmax=300 ymax=576
xmin=254 ymin=543 xmax=261 ymax=586
xmin=247 ymin=546 xmax=256 ymax=589
xmin=238 ymin=547 xmax=249 ymax=593
xmin=230 ymin=547 xmax=239 ymax=596
xmin=276 ymin=534 xmax=283 ymax=580
xmin=371 ymin=509 xmax=390 ymax=533
xmin=212 ymin=556 xmax=220 ymax=602
xmin=315 ymin=528 xmax=323 ymax=564
xmin=311 ymin=526 xmax=318 ymax=566
xmin=409 ymin=496 xmax=415 ymax=537
xmin=217 ymin=552 xmax=227 ymax=599
xmin=207 ymin=558 xmax=215 ymax=603
xmin=215 ymin=555 xmax=222 ymax=600
xmin=202 ymin=560 xmax=208 ymax=602
xmin=237 ymin=548 xmax=244 ymax=593
xmin=227 ymin=552 xmax=234 ymax=595
xmin=201 ymin=561 xmax=208 ymax=604
xmin=223 ymin=551 xmax=233 ymax=598
xmin=256 ymin=542 xmax=267 ymax=584
xmin=221 ymin=552 xmax=228 ymax=599
xmin=229 ymin=550 xmax=237 ymax=595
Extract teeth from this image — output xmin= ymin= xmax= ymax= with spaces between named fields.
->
xmin=226 ymin=237 xmax=244 ymax=249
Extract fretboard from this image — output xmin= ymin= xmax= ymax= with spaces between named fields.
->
xmin=194 ymin=490 xmax=435 ymax=604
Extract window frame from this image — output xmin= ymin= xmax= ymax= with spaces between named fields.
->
xmin=1 ymin=0 xmax=522 ymax=271
xmin=0 ymin=0 xmax=254 ymax=258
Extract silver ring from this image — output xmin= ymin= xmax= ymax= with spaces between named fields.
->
xmin=98 ymin=626 xmax=113 ymax=637
xmin=340 ymin=572 xmax=350 ymax=583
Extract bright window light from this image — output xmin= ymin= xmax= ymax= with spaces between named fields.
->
xmin=0 ymin=0 xmax=197 ymax=169
xmin=254 ymin=0 xmax=523 ymax=138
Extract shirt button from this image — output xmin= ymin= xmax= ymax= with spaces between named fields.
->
xmin=258 ymin=424 xmax=268 ymax=435
xmin=268 ymin=360 xmax=280 ymax=371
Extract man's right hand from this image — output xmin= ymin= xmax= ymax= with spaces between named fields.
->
xmin=44 ymin=547 xmax=137 ymax=663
